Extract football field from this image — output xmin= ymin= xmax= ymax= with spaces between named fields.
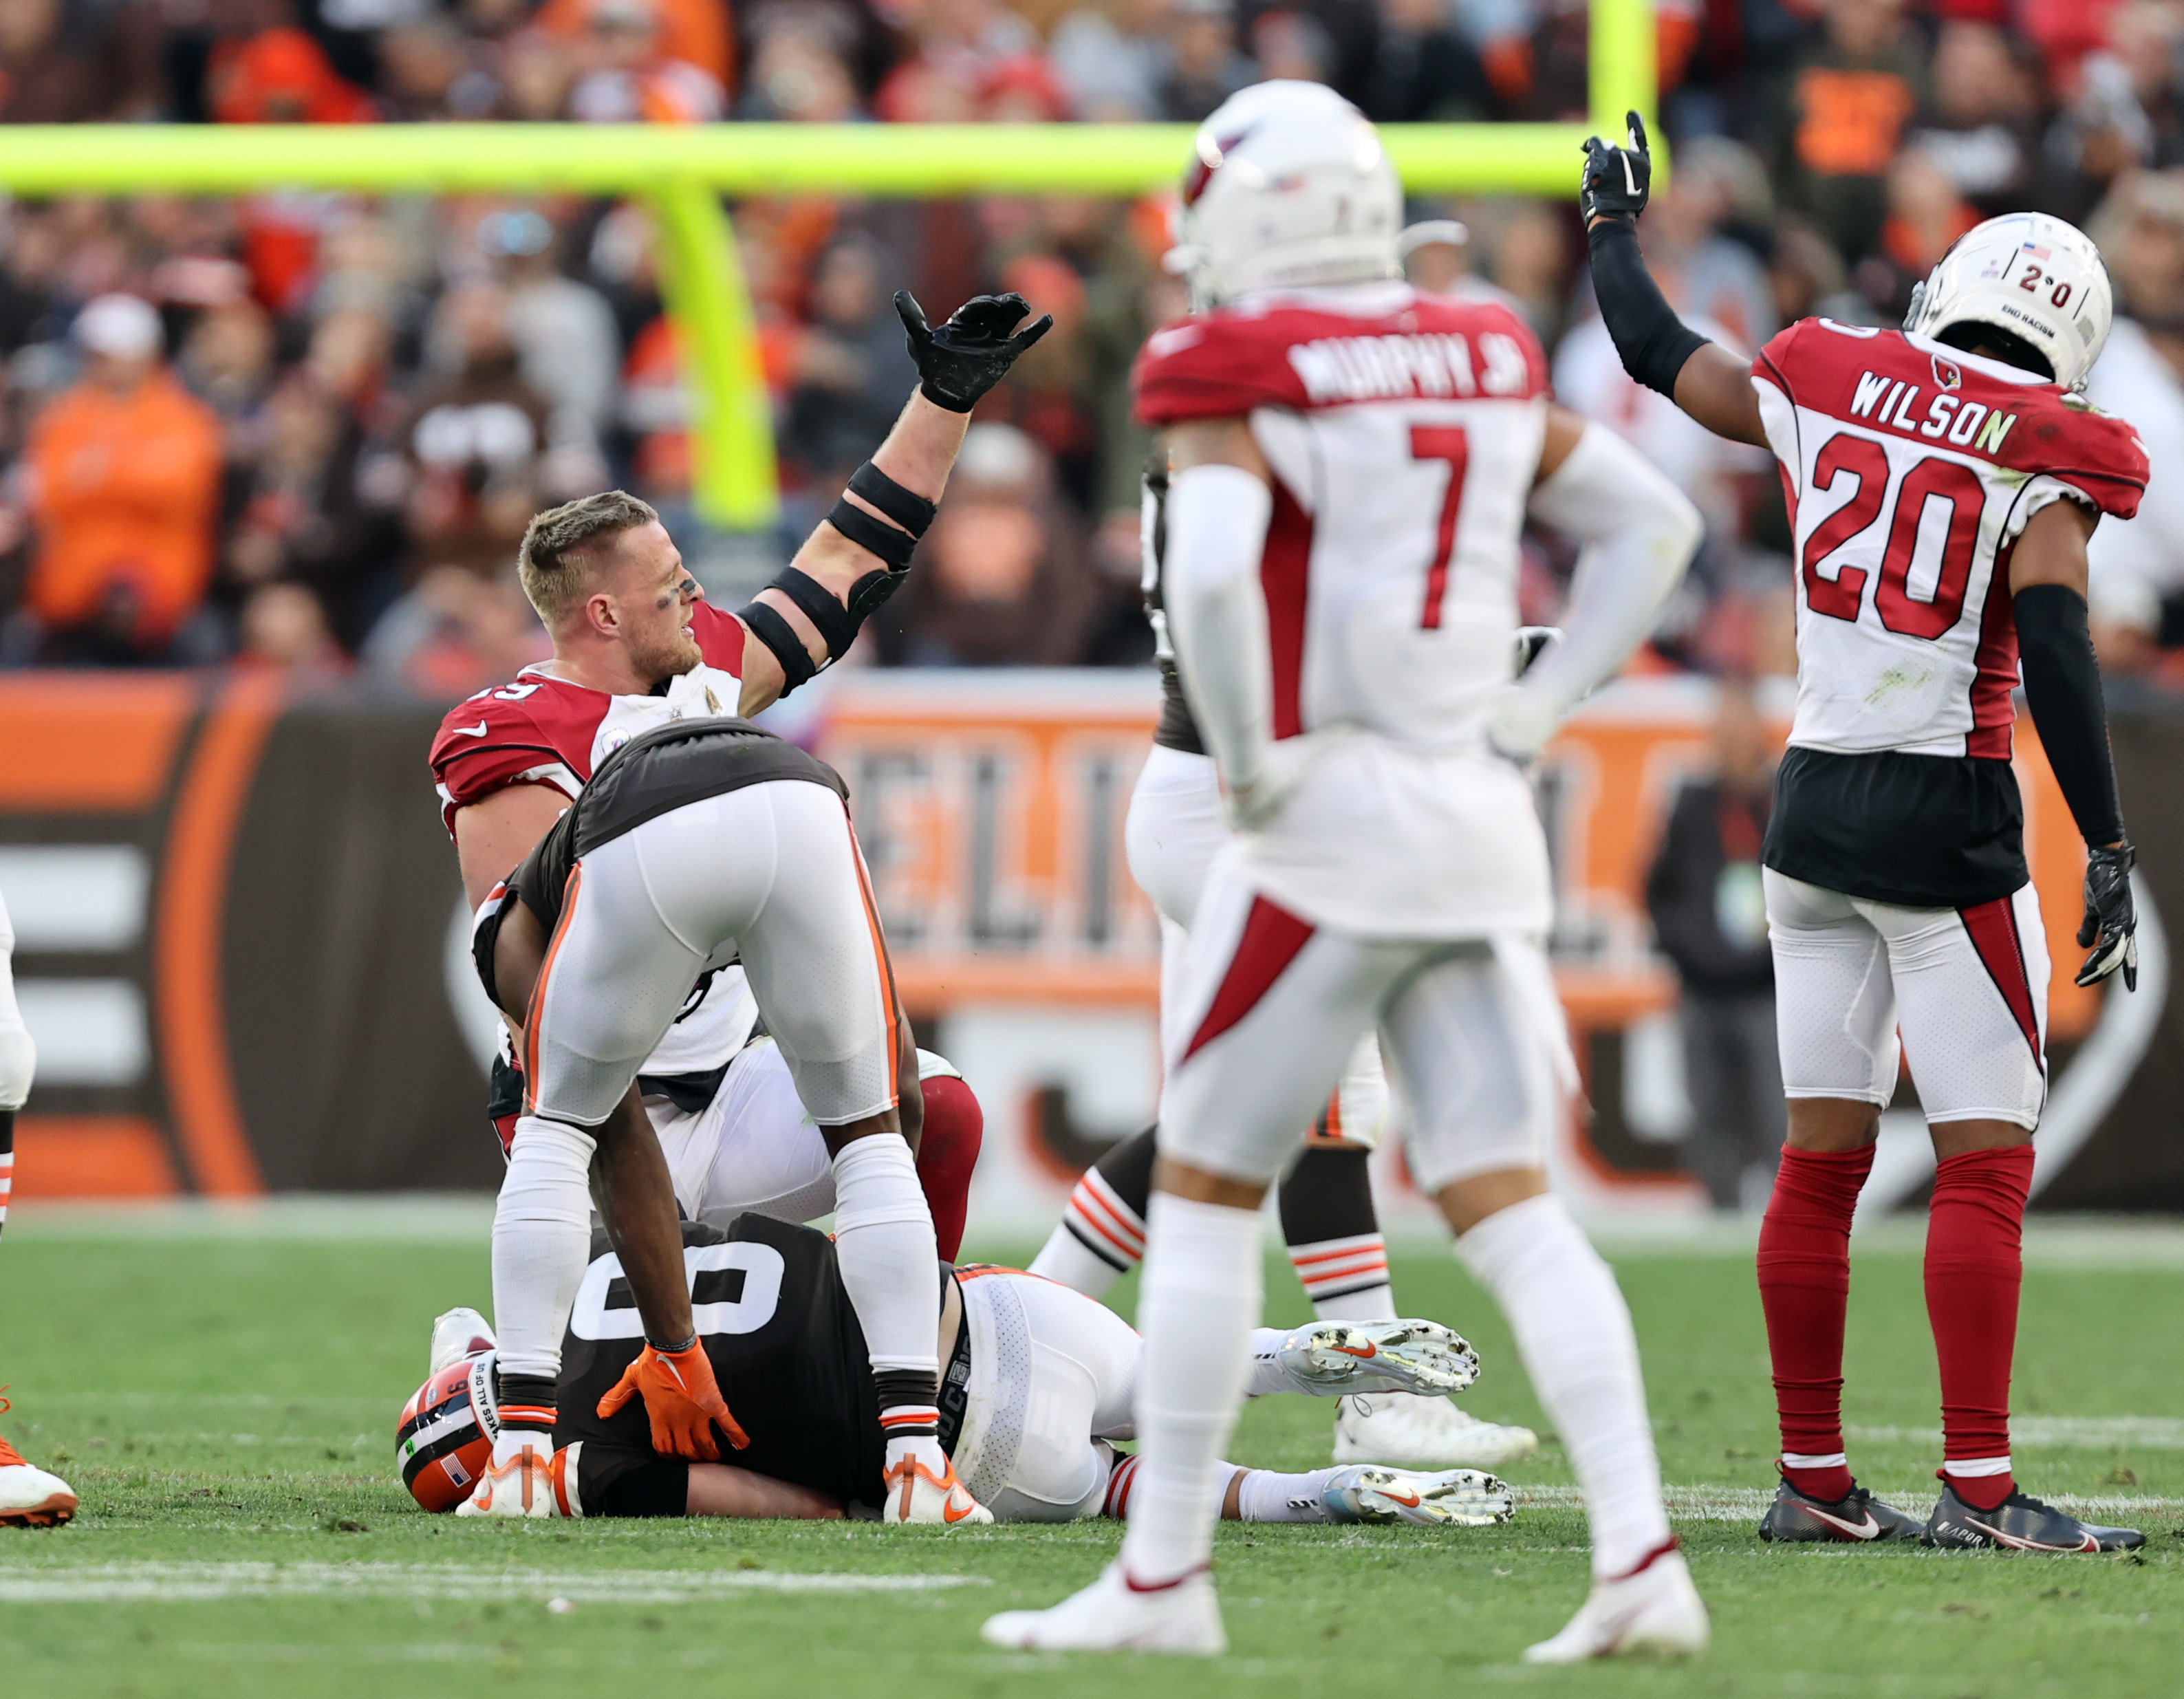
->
xmin=3 ymin=1204 xmax=2180 ymax=1698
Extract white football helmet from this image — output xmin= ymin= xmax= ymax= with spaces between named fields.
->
xmin=1169 ymin=80 xmax=1402 ymax=306
xmin=1903 ymin=211 xmax=2114 ymax=391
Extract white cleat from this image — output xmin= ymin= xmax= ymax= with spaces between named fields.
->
xmin=453 ymin=1443 xmax=570 ymax=1518
xmin=1522 ymin=1546 xmax=1709 ymax=1663
xmin=883 ymin=1454 xmax=993 ymax=1526
xmin=981 ymin=1561 xmax=1226 ymax=1655
xmin=428 ymin=1307 xmax=497 ymax=1376
xmin=0 ymin=1436 xmax=76 ymax=1529
xmin=1275 ymin=1319 xmax=1480 ymax=1397
xmin=1319 ymin=1464 xmax=1513 ymax=1528
xmin=1333 ymin=1391 xmax=1539 ymax=1469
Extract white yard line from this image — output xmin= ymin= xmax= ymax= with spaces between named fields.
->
xmin=1517 ymin=1485 xmax=2184 ymax=1522
xmin=0 ymin=1561 xmax=989 ymax=1604
xmin=1848 ymin=1417 xmax=2184 ymax=1449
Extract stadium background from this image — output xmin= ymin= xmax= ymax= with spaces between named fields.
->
xmin=1 ymin=0 xmax=2182 ymax=1226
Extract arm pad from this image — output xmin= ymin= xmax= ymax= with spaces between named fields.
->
xmin=1587 ymin=219 xmax=1713 ymax=400
xmin=1496 ymin=424 xmax=1701 ymax=754
xmin=2015 ymin=582 xmax=2126 ymax=846
xmin=1165 ymin=462 xmax=1275 ymax=795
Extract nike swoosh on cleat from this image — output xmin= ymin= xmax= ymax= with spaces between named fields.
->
xmin=944 ymin=1498 xmax=976 ymax=1524
xmin=1331 ymin=1344 xmax=1377 ymax=1359
xmin=1963 ymin=1516 xmax=2098 ymax=1553
xmin=1802 ymin=1505 xmax=1882 ymax=1540
xmin=1380 ymin=1489 xmax=1422 ymax=1508
xmin=451 ymin=722 xmax=490 ymax=736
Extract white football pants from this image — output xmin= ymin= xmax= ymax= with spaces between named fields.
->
xmin=1125 ymin=744 xmax=1387 ymax=1149
xmin=525 ymin=781 xmax=899 ymax=1129
xmin=1765 ymin=870 xmax=2049 ymax=1127
xmin=1156 ymin=856 xmax=1563 ymax=1191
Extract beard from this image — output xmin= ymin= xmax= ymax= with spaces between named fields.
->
xmin=629 ymin=619 xmax=705 ymax=691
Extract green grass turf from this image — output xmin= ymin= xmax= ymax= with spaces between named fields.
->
xmin=1 ymin=1218 xmax=2181 ymax=1698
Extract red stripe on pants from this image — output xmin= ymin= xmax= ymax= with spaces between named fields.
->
xmin=1182 ymin=896 xmax=1315 ymax=1063
xmin=1958 ymin=896 xmax=2041 ymax=1067
xmin=1926 ymin=1144 xmax=2033 ymax=1473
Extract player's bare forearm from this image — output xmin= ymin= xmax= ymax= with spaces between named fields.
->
xmin=735 ymin=392 xmax=968 ymax=714
xmin=684 ymin=1463 xmax=844 ymax=1518
xmin=590 ymin=1083 xmax=698 ymax=1348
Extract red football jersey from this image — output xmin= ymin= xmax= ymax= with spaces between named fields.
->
xmin=1753 ymin=320 xmax=2148 ymax=759
xmin=428 ymin=599 xmax=747 ymax=837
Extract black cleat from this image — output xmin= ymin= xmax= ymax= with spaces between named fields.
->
xmin=1758 ymin=1477 xmax=1925 ymax=1544
xmin=1923 ymin=1482 xmax=2145 ymax=1552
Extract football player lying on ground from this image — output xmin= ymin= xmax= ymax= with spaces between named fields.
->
xmin=401 ymin=1213 xmax=1515 ymax=1529
xmin=449 ymin=292 xmax=1050 ymax=1525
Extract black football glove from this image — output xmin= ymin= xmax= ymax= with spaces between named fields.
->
xmin=2076 ymin=839 xmax=2139 ymax=992
xmin=895 ymin=290 xmax=1054 ymax=413
xmin=1579 ymin=110 xmax=1654 ymax=228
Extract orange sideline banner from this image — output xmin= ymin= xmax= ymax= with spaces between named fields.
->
xmin=0 ymin=669 xmax=2167 ymax=1211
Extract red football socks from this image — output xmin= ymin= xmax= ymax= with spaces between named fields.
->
xmin=1757 ymin=1143 xmax=1875 ymax=1503
xmin=1927 ymin=1143 xmax=2034 ymax=1511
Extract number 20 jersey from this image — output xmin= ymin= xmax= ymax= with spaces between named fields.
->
xmin=1756 ymin=320 xmax=2145 ymax=761
xmin=1132 ymin=283 xmax=1555 ymax=938
xmin=1753 ymin=321 xmax=2147 ymax=905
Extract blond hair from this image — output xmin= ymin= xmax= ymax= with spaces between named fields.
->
xmin=517 ymin=490 xmax=659 ymax=626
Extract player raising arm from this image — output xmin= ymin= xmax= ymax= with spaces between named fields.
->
xmin=431 ymin=293 xmax=1046 ymax=1524
xmin=1581 ymin=116 xmax=2148 ymax=1554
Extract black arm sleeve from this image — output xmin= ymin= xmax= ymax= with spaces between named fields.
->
xmin=1586 ymin=219 xmax=1713 ymax=399
xmin=2015 ymin=582 xmax=2126 ymax=846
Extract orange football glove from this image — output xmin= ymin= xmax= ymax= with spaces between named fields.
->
xmin=595 ymin=1341 xmax=748 ymax=1460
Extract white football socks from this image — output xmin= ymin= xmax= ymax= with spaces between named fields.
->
xmin=1118 ymin=1193 xmax=1264 ymax=1586
xmin=1107 ymin=1455 xmax=1342 ymax=1524
xmin=1456 ymin=1193 xmax=1669 ymax=1578
xmin=492 ymin=1116 xmax=598 ymax=1384
xmin=1233 ymin=1466 xmax=1345 ymax=1524
xmin=829 ymin=1133 xmax=944 ymax=1473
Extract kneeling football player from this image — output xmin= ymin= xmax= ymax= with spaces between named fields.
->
xmin=402 ymin=1213 xmax=1516 ymax=1529
xmin=453 ymin=292 xmax=1050 ymax=1528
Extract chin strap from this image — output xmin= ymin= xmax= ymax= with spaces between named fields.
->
xmin=737 ymin=460 xmax=938 ymax=697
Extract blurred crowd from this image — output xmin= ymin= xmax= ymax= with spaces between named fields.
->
xmin=5 ymin=0 xmax=2184 ymax=697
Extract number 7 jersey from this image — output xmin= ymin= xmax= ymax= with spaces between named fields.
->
xmin=1755 ymin=319 xmax=2147 ymax=761
xmin=1131 ymin=283 xmax=1556 ymax=938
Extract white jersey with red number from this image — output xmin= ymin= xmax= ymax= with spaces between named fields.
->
xmin=1753 ymin=321 xmax=2148 ymax=759
xmin=1133 ymin=282 xmax=1554 ymax=938
xmin=429 ymin=598 xmax=757 ymax=1076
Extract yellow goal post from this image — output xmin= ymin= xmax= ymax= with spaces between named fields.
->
xmin=0 ymin=0 xmax=1655 ymax=529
